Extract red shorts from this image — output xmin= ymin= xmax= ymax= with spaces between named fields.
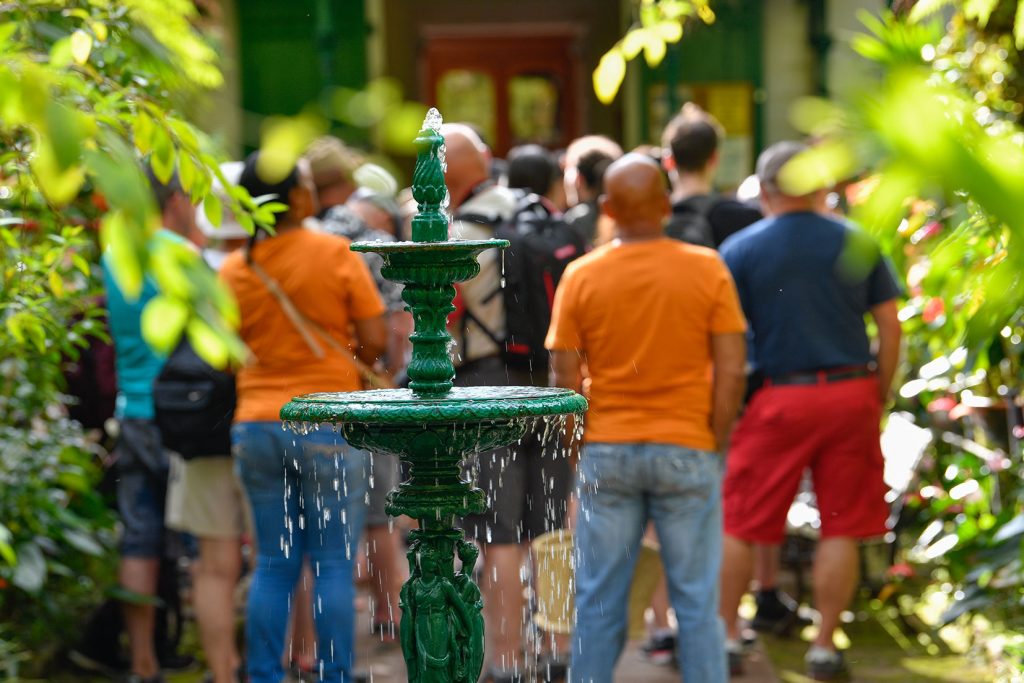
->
xmin=723 ymin=376 xmax=889 ymax=544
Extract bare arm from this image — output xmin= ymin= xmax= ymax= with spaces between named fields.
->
xmin=710 ymin=333 xmax=747 ymax=452
xmin=549 ymin=349 xmax=583 ymax=392
xmin=870 ymin=299 xmax=902 ymax=402
xmin=352 ymin=314 xmax=388 ymax=367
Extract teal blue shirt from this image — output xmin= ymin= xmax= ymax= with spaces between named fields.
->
xmin=101 ymin=230 xmax=182 ymax=420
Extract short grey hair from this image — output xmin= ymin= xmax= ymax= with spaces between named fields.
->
xmin=756 ymin=141 xmax=808 ymax=195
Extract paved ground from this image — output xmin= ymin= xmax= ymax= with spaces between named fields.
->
xmin=353 ymin=612 xmax=779 ymax=683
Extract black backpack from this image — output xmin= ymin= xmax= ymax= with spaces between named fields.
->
xmin=665 ymin=194 xmax=763 ymax=249
xmin=664 ymin=195 xmax=717 ymax=248
xmin=152 ymin=339 xmax=236 ymax=460
xmin=460 ymin=193 xmax=587 ymax=371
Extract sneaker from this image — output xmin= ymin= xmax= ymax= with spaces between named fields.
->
xmin=805 ymin=646 xmax=849 ymax=681
xmin=725 ymin=639 xmax=744 ymax=677
xmin=641 ymin=631 xmax=676 ymax=666
xmin=751 ymin=589 xmax=804 ymax=635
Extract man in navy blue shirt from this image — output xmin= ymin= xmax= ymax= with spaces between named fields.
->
xmin=718 ymin=142 xmax=902 ymax=680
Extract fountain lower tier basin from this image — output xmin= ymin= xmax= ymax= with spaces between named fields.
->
xmin=281 ymin=387 xmax=587 ymax=520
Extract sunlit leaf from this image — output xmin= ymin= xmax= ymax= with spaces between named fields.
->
xmin=789 ymin=96 xmax=843 ymax=135
xmin=1016 ymin=0 xmax=1024 ymax=49
xmin=379 ymin=102 xmax=428 ymax=155
xmin=652 ymin=20 xmax=683 ymax=43
xmin=70 ymin=29 xmax=92 ymax=65
xmin=593 ymin=49 xmax=627 ymax=105
xmin=134 ymin=112 xmax=154 ymax=155
xmin=63 ymin=529 xmax=103 ymax=556
xmin=621 ymin=28 xmax=648 ymax=59
xmin=49 ymin=36 xmax=72 ymax=68
xmin=178 ymin=153 xmax=197 ymax=193
xmin=48 ymin=270 xmax=64 ymax=298
xmin=908 ymin=0 xmax=955 ymax=23
xmin=643 ymin=34 xmax=668 ymax=67
xmin=0 ymin=22 xmax=17 ymax=48
xmin=44 ymin=101 xmax=83 ymax=170
xmin=141 ymin=294 xmax=188 ymax=356
xmin=151 ymin=125 xmax=176 ymax=185
xmin=203 ymin=190 xmax=222 ymax=228
xmin=964 ymin=0 xmax=999 ymax=27
xmin=187 ymin=317 xmax=229 ymax=369
xmin=100 ymin=210 xmax=143 ymax=299
xmin=30 ymin=137 xmax=85 ymax=206
xmin=778 ymin=140 xmax=859 ymax=196
xmin=257 ymin=113 xmax=325 ymax=184
xmin=90 ymin=20 xmax=108 ymax=42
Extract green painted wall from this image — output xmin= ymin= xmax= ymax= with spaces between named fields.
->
xmin=236 ymin=0 xmax=368 ymax=141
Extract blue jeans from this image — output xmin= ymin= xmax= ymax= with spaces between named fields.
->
xmin=570 ymin=443 xmax=726 ymax=683
xmin=233 ymin=422 xmax=368 ymax=683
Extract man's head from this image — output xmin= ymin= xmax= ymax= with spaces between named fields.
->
xmin=146 ymin=165 xmax=200 ymax=243
xmin=600 ymin=153 xmax=670 ymax=240
xmin=239 ymin=151 xmax=317 ymax=230
xmin=755 ymin=141 xmax=826 ymax=216
xmin=304 ymin=136 xmax=363 ymax=212
xmin=661 ymin=103 xmax=723 ymax=178
xmin=506 ymin=144 xmax=559 ymax=198
xmin=439 ymin=123 xmax=490 ymax=209
xmin=564 ymin=135 xmax=623 ymax=206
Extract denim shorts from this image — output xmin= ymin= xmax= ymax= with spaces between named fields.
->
xmin=115 ymin=419 xmax=170 ymax=558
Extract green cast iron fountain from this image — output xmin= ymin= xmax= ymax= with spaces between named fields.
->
xmin=280 ymin=108 xmax=587 ymax=683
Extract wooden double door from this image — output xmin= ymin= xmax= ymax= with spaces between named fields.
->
xmin=423 ymin=31 xmax=581 ymax=156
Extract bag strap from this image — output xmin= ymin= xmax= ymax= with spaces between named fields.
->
xmin=245 ymin=251 xmax=394 ymax=389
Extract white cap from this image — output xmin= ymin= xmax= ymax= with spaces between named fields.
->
xmin=196 ymin=161 xmax=249 ymax=240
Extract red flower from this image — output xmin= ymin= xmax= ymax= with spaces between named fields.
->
xmin=922 ymin=297 xmax=945 ymax=324
xmin=886 ymin=563 xmax=915 ymax=579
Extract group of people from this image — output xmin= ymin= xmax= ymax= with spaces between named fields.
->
xmin=95 ymin=100 xmax=902 ymax=683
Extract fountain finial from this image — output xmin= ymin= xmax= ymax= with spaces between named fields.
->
xmin=423 ymin=107 xmax=443 ymax=132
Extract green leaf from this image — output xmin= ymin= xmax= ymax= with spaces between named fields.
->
xmin=169 ymin=119 xmax=199 ymax=150
xmin=63 ymin=529 xmax=104 ymax=557
xmin=187 ymin=318 xmax=228 ymax=369
xmin=593 ymin=49 xmax=627 ymax=105
xmin=151 ymin=125 xmax=176 ymax=185
xmin=48 ymin=270 xmax=65 ymax=298
xmin=70 ymin=29 xmax=92 ymax=65
xmin=72 ymin=253 xmax=91 ymax=276
xmin=141 ymin=295 xmax=188 ymax=356
xmin=203 ymin=191 xmax=222 ymax=227
xmin=1016 ymin=0 xmax=1024 ymax=50
xmin=908 ymin=0 xmax=955 ymax=23
xmin=134 ymin=112 xmax=155 ymax=155
xmin=0 ymin=22 xmax=18 ymax=49
xmin=49 ymin=36 xmax=73 ymax=68
xmin=100 ymin=210 xmax=143 ymax=300
xmin=0 ymin=523 xmax=16 ymax=566
xmin=178 ymin=153 xmax=197 ymax=194
xmin=964 ymin=0 xmax=999 ymax=26
xmin=12 ymin=543 xmax=46 ymax=593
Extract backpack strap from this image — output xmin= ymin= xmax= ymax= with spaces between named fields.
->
xmin=244 ymin=250 xmax=394 ymax=389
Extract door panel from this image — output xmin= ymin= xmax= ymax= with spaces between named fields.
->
xmin=424 ymin=33 xmax=579 ymax=155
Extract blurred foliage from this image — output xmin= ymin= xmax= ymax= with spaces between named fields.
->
xmin=0 ymin=0 xmax=280 ymax=368
xmin=0 ymin=419 xmax=117 ymax=677
xmin=593 ymin=0 xmax=715 ymax=104
xmin=0 ymin=0 xmax=255 ymax=672
xmin=787 ymin=4 xmax=1024 ymax=673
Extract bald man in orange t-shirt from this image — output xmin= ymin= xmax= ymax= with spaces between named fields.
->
xmin=547 ymin=154 xmax=746 ymax=683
